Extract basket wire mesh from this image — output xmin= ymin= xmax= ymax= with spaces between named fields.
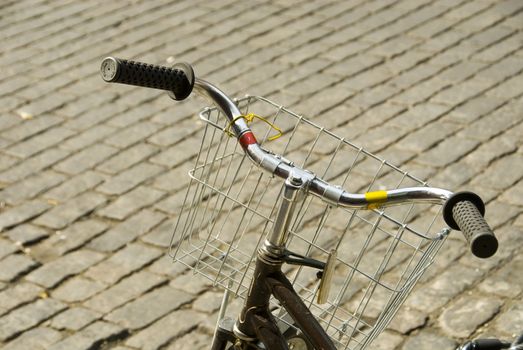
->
xmin=170 ymin=96 xmax=448 ymax=349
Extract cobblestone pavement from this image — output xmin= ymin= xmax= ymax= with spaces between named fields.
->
xmin=1 ymin=0 xmax=522 ymax=349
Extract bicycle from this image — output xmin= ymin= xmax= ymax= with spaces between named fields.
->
xmin=100 ymin=57 xmax=500 ymax=350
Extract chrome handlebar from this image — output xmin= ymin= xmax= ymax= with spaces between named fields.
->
xmin=101 ymin=56 xmax=498 ymax=258
xmin=193 ymin=78 xmax=453 ymax=209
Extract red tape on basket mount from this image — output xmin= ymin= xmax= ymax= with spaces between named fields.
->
xmin=225 ymin=113 xmax=282 ymax=142
xmin=239 ymin=131 xmax=257 ymax=149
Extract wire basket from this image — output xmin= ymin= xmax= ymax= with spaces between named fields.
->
xmin=170 ymin=96 xmax=448 ymax=349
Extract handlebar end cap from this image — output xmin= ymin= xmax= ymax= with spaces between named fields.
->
xmin=470 ymin=232 xmax=498 ymax=258
xmin=100 ymin=57 xmax=120 ymax=82
xmin=443 ymin=191 xmax=485 ymax=230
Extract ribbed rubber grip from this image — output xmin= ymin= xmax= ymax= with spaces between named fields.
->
xmin=100 ymin=57 xmax=194 ymax=100
xmin=443 ymin=192 xmax=498 ymax=258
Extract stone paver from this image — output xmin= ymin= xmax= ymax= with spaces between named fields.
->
xmin=30 ymin=219 xmax=108 ymax=261
xmin=401 ymin=330 xmax=457 ymax=350
xmin=0 ymin=282 xmax=44 ymax=316
xmin=104 ymin=286 xmax=193 ymax=330
xmin=26 ymin=250 xmax=106 ymax=288
xmin=83 ymin=270 xmax=166 ymax=314
xmin=0 ymin=0 xmax=522 ymax=349
xmin=0 ymin=253 xmax=39 ymax=282
xmin=84 ymin=243 xmax=162 ymax=284
xmin=96 ymin=163 xmax=165 ymax=195
xmin=49 ymin=307 xmax=101 ymax=331
xmin=46 ymin=321 xmax=126 ymax=350
xmin=43 ymin=171 xmax=106 ymax=202
xmin=493 ymin=302 xmax=523 ymax=338
xmin=52 ymin=144 xmax=119 ymax=175
xmin=0 ymin=298 xmax=66 ymax=341
xmin=439 ymin=296 xmax=503 ymax=338
xmin=0 ymin=200 xmax=51 ymax=231
xmin=32 ymin=192 xmax=107 ymax=230
xmin=97 ymin=185 xmax=166 ymax=220
xmin=87 ymin=209 xmax=166 ymax=252
xmin=124 ymin=309 xmax=204 ymax=350
xmin=0 ymin=171 xmax=66 ymax=205
xmin=0 ymin=239 xmax=18 ymax=260
xmin=2 ymin=327 xmax=62 ymax=350
xmin=51 ymin=276 xmax=107 ymax=304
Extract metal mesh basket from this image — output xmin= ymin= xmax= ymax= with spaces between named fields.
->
xmin=170 ymin=96 xmax=448 ymax=349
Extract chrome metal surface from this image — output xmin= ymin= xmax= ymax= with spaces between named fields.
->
xmin=192 ymin=79 xmax=453 ymax=208
xmin=266 ymin=176 xmax=305 ymax=248
xmin=100 ymin=57 xmax=119 ymax=82
xmin=193 ymin=79 xmax=248 ymax=136
xmin=338 ymin=186 xmax=452 ymax=208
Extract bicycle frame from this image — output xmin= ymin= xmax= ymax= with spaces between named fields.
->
xmin=211 ymin=260 xmax=334 ymax=350
xmin=210 ymin=175 xmax=336 ymax=350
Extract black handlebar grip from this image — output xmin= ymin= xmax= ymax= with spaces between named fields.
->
xmin=443 ymin=192 xmax=498 ymax=258
xmin=472 ymin=339 xmax=511 ymax=350
xmin=100 ymin=57 xmax=194 ymax=100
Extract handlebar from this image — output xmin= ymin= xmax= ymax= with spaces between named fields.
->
xmin=100 ymin=56 xmax=498 ymax=258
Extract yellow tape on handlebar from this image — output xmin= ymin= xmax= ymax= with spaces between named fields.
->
xmin=365 ymin=190 xmax=388 ymax=209
xmin=224 ymin=113 xmax=282 ymax=141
